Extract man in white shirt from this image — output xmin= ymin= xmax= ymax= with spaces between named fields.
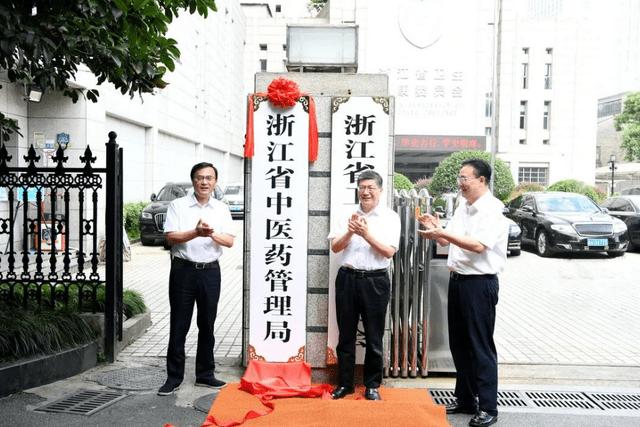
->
xmin=158 ymin=162 xmax=235 ymax=396
xmin=418 ymin=159 xmax=507 ymax=427
xmin=328 ymin=170 xmax=401 ymax=401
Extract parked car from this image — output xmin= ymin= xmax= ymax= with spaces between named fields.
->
xmin=432 ymin=192 xmax=522 ymax=257
xmin=139 ymin=182 xmax=225 ymax=246
xmin=224 ymin=183 xmax=244 ymax=219
xmin=600 ymin=195 xmax=640 ymax=251
xmin=505 ymin=192 xmax=628 ymax=257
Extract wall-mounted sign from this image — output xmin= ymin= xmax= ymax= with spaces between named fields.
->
xmin=326 ymin=96 xmax=390 ymax=364
xmin=248 ymin=96 xmax=310 ymax=362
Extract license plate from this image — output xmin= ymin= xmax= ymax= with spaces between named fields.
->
xmin=587 ymin=238 xmax=607 ymax=247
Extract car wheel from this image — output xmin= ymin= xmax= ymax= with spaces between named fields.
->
xmin=536 ymin=230 xmax=551 ymax=257
xmin=510 ymin=249 xmax=521 ymax=256
xmin=607 ymin=251 xmax=624 ymax=258
xmin=140 ymin=236 xmax=154 ymax=246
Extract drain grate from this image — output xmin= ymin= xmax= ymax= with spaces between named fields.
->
xmin=94 ymin=366 xmax=166 ymax=390
xmin=585 ymin=392 xmax=640 ymax=411
xmin=429 ymin=389 xmax=528 ymax=408
xmin=34 ymin=389 xmax=128 ymax=416
xmin=525 ymin=391 xmax=599 ymax=410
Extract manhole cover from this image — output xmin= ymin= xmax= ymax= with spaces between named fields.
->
xmin=34 ymin=389 xmax=128 ymax=416
xmin=194 ymin=392 xmax=220 ymax=413
xmin=94 ymin=366 xmax=166 ymax=390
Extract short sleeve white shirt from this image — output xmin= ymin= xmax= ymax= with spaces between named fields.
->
xmin=164 ymin=193 xmax=235 ymax=263
xmin=446 ymin=191 xmax=508 ymax=275
xmin=327 ymin=204 xmax=401 ymax=270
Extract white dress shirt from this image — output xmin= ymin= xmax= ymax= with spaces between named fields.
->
xmin=164 ymin=193 xmax=235 ymax=263
xmin=328 ymin=204 xmax=401 ymax=270
xmin=446 ymin=191 xmax=508 ymax=275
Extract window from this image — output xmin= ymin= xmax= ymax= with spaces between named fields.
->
xmin=519 ymin=101 xmax=527 ymax=129
xmin=544 ymin=63 xmax=552 ymax=89
xmin=546 ymin=48 xmax=553 ymax=55
xmin=543 ymin=139 xmax=550 ymax=145
xmin=598 ymin=99 xmax=622 ymax=118
xmin=518 ymin=167 xmax=549 ymax=185
xmin=282 ymin=44 xmax=287 ymax=51
xmin=485 ymin=127 xmax=492 ymax=136
xmin=543 ymin=101 xmax=551 ymax=130
xmin=259 ymin=44 xmax=267 ymax=51
xmin=485 ymin=92 xmax=493 ymax=118
xmin=522 ymin=63 xmax=528 ymax=89
xmin=522 ymin=47 xmax=529 ymax=55
xmin=519 ymin=139 xmax=526 ymax=145
xmin=259 ymin=59 xmax=267 ymax=71
xmin=275 ymin=4 xmax=281 ymax=13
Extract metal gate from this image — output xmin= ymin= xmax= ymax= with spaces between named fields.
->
xmin=0 ymin=131 xmax=123 ymax=362
xmin=387 ymin=188 xmax=433 ymax=378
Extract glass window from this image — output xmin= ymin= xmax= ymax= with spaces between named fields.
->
xmin=259 ymin=59 xmax=267 ymax=71
xmin=544 ymin=63 xmax=552 ymax=89
xmin=157 ymin=185 xmax=188 ymax=201
xmin=543 ymin=101 xmax=551 ymax=130
xmin=518 ymin=167 xmax=548 ymax=185
xmin=485 ymin=92 xmax=493 ymax=118
xmin=522 ymin=63 xmax=528 ymax=89
xmin=259 ymin=44 xmax=267 ymax=51
xmin=519 ymin=101 xmax=527 ymax=129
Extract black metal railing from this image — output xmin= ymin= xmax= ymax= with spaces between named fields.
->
xmin=0 ymin=131 xmax=123 ymax=361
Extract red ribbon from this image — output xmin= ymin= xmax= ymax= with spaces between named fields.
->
xmin=244 ymin=78 xmax=318 ymax=162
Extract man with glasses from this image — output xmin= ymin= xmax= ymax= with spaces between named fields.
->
xmin=328 ymin=170 xmax=400 ymax=401
xmin=418 ymin=159 xmax=507 ymax=427
xmin=158 ymin=162 xmax=235 ymax=396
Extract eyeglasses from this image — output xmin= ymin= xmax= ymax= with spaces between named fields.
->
xmin=358 ymin=185 xmax=380 ymax=193
xmin=194 ymin=175 xmax=216 ymax=182
xmin=456 ymin=175 xmax=478 ymax=184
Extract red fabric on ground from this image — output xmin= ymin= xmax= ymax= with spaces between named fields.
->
xmin=205 ymin=383 xmax=450 ymax=427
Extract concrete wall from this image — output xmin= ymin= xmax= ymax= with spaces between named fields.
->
xmin=243 ymin=72 xmax=392 ymax=368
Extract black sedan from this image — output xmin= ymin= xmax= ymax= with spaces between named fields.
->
xmin=505 ymin=192 xmax=628 ymax=257
xmin=139 ymin=182 xmax=225 ymax=246
xmin=600 ymin=195 xmax=640 ymax=251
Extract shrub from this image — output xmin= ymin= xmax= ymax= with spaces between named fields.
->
xmin=547 ymin=179 xmax=607 ymax=203
xmin=393 ymin=172 xmax=413 ymax=191
xmin=506 ymin=182 xmax=545 ymax=203
xmin=413 ymin=176 xmax=431 ymax=192
xmin=123 ymin=201 xmax=147 ymax=240
xmin=429 ymin=151 xmax=515 ymax=202
xmin=0 ymin=306 xmax=97 ymax=362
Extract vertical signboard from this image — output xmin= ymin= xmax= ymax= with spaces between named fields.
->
xmin=248 ymin=96 xmax=309 ymax=362
xmin=326 ymin=97 xmax=390 ymax=364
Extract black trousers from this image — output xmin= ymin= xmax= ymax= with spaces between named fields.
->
xmin=448 ymin=274 xmax=499 ymax=416
xmin=166 ymin=259 xmax=221 ymax=385
xmin=335 ymin=267 xmax=390 ymax=389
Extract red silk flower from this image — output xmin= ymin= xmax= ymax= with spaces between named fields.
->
xmin=267 ymin=78 xmax=301 ymax=108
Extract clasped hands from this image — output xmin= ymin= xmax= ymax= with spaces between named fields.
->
xmin=347 ymin=213 xmax=369 ymax=237
xmin=417 ymin=213 xmax=443 ymax=240
xmin=195 ymin=219 xmax=216 ymax=239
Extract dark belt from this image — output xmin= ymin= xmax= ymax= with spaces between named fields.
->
xmin=340 ymin=266 xmax=389 ymax=278
xmin=450 ymin=271 xmax=496 ymax=281
xmin=172 ymin=256 xmax=219 ymax=270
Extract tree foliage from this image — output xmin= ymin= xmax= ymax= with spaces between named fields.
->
xmin=614 ymin=92 xmax=640 ymax=161
xmin=546 ymin=179 xmax=606 ymax=203
xmin=429 ymin=150 xmax=515 ymax=202
xmin=308 ymin=0 xmax=328 ymax=13
xmin=0 ymin=0 xmax=217 ymax=137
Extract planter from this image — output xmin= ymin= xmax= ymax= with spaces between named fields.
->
xmin=79 ymin=310 xmax=152 ymax=354
xmin=0 ymin=340 xmax=98 ymax=398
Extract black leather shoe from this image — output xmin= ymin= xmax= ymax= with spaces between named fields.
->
xmin=445 ymin=400 xmax=478 ymax=415
xmin=468 ymin=411 xmax=498 ymax=427
xmin=331 ymin=386 xmax=354 ymax=399
xmin=364 ymin=388 xmax=381 ymax=401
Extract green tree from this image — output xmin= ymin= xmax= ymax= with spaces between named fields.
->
xmin=429 ymin=150 xmax=515 ymax=202
xmin=0 ymin=0 xmax=217 ymax=139
xmin=614 ymin=92 xmax=640 ymax=161
xmin=308 ymin=0 xmax=328 ymax=13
